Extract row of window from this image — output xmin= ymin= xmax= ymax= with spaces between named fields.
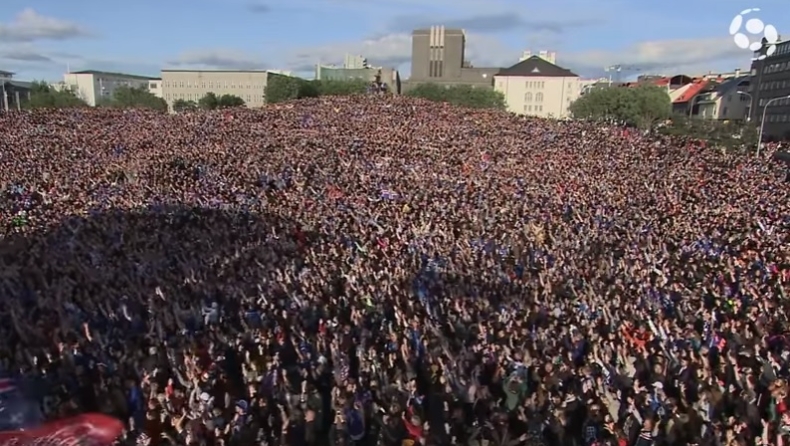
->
xmin=759 ymin=79 xmax=790 ymax=90
xmin=162 ymin=80 xmax=265 ymax=89
xmin=758 ymin=96 xmax=790 ymax=107
xmin=526 ymin=81 xmax=545 ymax=89
xmin=525 ymin=92 xmax=544 ymax=102
xmin=524 ymin=105 xmax=544 ymax=113
xmin=165 ymin=93 xmax=260 ymax=103
xmin=764 ymin=114 xmax=790 ymax=123
xmin=763 ymin=59 xmax=790 ymax=74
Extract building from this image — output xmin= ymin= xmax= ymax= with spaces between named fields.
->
xmin=519 ymin=50 xmax=556 ymax=64
xmin=61 ymin=70 xmax=160 ymax=106
xmin=494 ymin=56 xmax=580 ymax=118
xmin=148 ymin=79 xmax=163 ymax=98
xmin=409 ymin=26 xmax=501 ymax=88
xmin=750 ymin=40 xmax=790 ymax=140
xmin=0 ymin=71 xmax=32 ymax=111
xmin=343 ymin=54 xmax=368 ymax=69
xmin=315 ymin=65 xmax=401 ymax=94
xmin=692 ymin=76 xmax=751 ymax=120
xmin=161 ymin=70 xmax=292 ymax=109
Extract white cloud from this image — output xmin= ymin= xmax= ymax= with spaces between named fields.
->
xmin=0 ymin=8 xmax=90 ymax=42
xmin=166 ymin=49 xmax=266 ymax=70
xmin=562 ymin=37 xmax=752 ymax=78
xmin=281 ymin=32 xmax=517 ymax=74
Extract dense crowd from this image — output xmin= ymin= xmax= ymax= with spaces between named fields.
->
xmin=0 ymin=96 xmax=789 ymax=446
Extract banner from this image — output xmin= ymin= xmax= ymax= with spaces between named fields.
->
xmin=0 ymin=414 xmax=123 ymax=446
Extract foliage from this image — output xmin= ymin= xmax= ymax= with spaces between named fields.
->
xmin=264 ymin=76 xmax=304 ymax=104
xmin=659 ymin=115 xmax=759 ymax=151
xmin=405 ymin=83 xmax=506 ymax=110
xmin=172 ymin=99 xmax=198 ymax=112
xmin=22 ymin=81 xmax=88 ymax=109
xmin=264 ymin=76 xmax=370 ymax=104
xmin=217 ymin=94 xmax=245 ymax=108
xmin=101 ymin=86 xmax=168 ymax=111
xmin=192 ymin=92 xmax=245 ymax=110
xmin=313 ymin=79 xmax=369 ymax=96
xmin=570 ymin=85 xmax=672 ymax=128
xmin=198 ymin=92 xmax=219 ymax=110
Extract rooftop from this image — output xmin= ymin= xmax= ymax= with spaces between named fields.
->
xmin=69 ymin=70 xmax=159 ymax=80
xmin=496 ymin=56 xmax=577 ymax=78
xmin=161 ymin=69 xmax=268 ymax=73
xmin=0 ymin=70 xmax=14 ymax=76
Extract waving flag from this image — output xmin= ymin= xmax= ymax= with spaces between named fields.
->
xmin=0 ymin=413 xmax=123 ymax=446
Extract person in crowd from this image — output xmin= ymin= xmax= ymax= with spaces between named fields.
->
xmin=0 ymin=95 xmax=789 ymax=446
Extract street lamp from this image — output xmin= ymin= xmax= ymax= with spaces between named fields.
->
xmin=736 ymin=91 xmax=753 ymax=121
xmin=758 ymin=95 xmax=790 ymax=157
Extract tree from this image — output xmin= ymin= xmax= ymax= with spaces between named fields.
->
xmin=264 ymin=76 xmax=303 ymax=104
xmin=570 ymin=85 xmax=671 ymax=128
xmin=314 ymin=79 xmax=369 ymax=96
xmin=217 ymin=94 xmax=245 ymax=108
xmin=264 ymin=76 xmax=369 ymax=104
xmin=23 ymin=81 xmax=88 ymax=109
xmin=198 ymin=92 xmax=219 ymax=110
xmin=172 ymin=99 xmax=198 ymax=112
xmin=103 ymin=86 xmax=168 ymax=111
xmin=405 ymin=83 xmax=506 ymax=110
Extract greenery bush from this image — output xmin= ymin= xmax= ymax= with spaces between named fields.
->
xmin=404 ymin=83 xmax=506 ymax=110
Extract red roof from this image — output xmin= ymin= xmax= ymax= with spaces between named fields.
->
xmin=673 ymin=80 xmax=708 ymax=104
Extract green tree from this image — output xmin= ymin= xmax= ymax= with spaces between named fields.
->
xmin=405 ymin=83 xmax=506 ymax=110
xmin=264 ymin=75 xmax=303 ymax=104
xmin=314 ymin=79 xmax=369 ymax=96
xmin=23 ymin=81 xmax=88 ymax=109
xmin=570 ymin=85 xmax=671 ymax=128
xmin=172 ymin=99 xmax=198 ymax=112
xmin=217 ymin=94 xmax=245 ymax=108
xmin=198 ymin=92 xmax=219 ymax=110
xmin=104 ymin=86 xmax=168 ymax=111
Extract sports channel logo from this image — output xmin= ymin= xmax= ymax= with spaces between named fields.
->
xmin=729 ymin=8 xmax=780 ymax=60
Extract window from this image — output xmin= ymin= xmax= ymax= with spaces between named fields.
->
xmin=527 ymin=105 xmax=532 ymax=111
xmin=535 ymin=92 xmax=543 ymax=103
xmin=524 ymin=92 xmax=533 ymax=102
xmin=722 ymin=107 xmax=728 ymax=116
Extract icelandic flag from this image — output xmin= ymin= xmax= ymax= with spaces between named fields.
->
xmin=0 ymin=377 xmax=43 ymax=431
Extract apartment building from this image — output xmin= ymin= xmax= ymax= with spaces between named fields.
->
xmin=61 ymin=70 xmax=160 ymax=106
xmin=409 ymin=26 xmax=501 ymax=89
xmin=160 ymin=70 xmax=280 ymax=109
xmin=693 ymin=76 xmax=751 ymax=120
xmin=494 ymin=56 xmax=580 ymax=118
xmin=750 ymin=40 xmax=790 ymax=140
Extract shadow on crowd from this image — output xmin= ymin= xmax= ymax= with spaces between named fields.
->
xmin=0 ymin=204 xmax=320 ymax=350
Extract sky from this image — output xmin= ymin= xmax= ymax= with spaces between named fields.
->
xmin=1 ymin=0 xmax=789 ymax=82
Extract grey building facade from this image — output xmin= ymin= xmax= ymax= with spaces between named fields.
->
xmin=750 ymin=40 xmax=790 ymax=140
xmin=409 ymin=26 xmax=500 ymax=89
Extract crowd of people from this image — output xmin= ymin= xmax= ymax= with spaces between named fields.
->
xmin=0 ymin=95 xmax=789 ymax=446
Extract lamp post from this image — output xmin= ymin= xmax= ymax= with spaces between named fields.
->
xmin=736 ymin=91 xmax=753 ymax=121
xmin=757 ymin=95 xmax=790 ymax=158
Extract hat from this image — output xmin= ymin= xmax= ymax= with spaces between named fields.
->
xmin=652 ymin=382 xmax=664 ymax=390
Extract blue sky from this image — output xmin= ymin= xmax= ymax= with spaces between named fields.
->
xmin=1 ymin=0 xmax=789 ymax=82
